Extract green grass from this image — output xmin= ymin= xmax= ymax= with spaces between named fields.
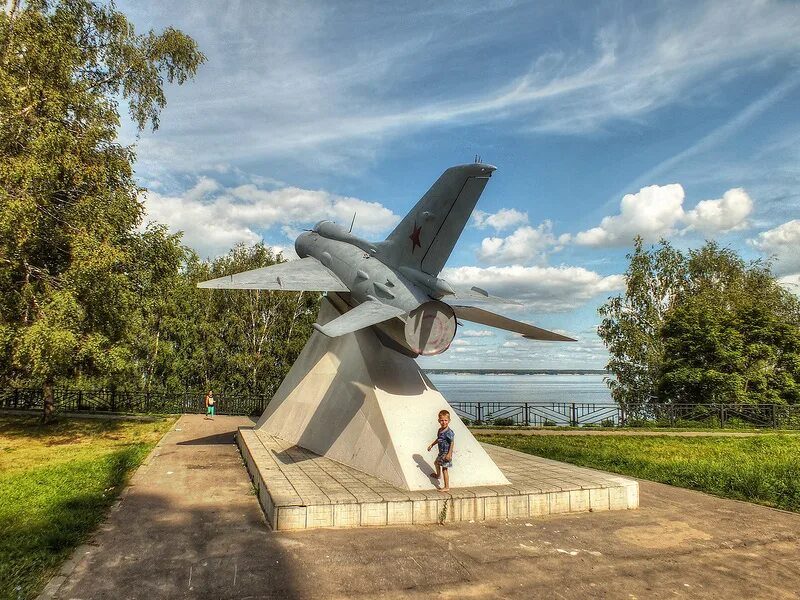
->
xmin=0 ymin=415 xmax=175 ymax=600
xmin=477 ymin=433 xmax=800 ymax=513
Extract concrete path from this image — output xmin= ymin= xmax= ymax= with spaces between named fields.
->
xmin=46 ymin=414 xmax=800 ymax=599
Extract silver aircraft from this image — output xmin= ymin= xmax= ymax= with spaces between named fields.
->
xmin=199 ymin=163 xmax=575 ymax=357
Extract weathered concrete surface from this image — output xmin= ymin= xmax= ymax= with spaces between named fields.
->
xmin=47 ymin=414 xmax=800 ymax=600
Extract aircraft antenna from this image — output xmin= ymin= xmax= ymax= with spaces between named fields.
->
xmin=349 ymin=212 xmax=357 ymax=233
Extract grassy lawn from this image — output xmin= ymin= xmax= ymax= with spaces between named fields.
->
xmin=0 ymin=415 xmax=175 ymax=600
xmin=477 ymin=433 xmax=800 ymax=513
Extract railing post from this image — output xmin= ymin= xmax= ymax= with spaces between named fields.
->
xmin=570 ymin=403 xmax=577 ymax=427
xmin=772 ymin=403 xmax=777 ymax=429
xmin=524 ymin=402 xmax=529 ymax=427
xmin=477 ymin=402 xmax=482 ymax=425
xmin=720 ymin=405 xmax=726 ymax=428
xmin=110 ymin=390 xmax=116 ymax=412
xmin=77 ymin=390 xmax=83 ymax=411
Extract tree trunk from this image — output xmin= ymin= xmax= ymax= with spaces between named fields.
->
xmin=42 ymin=378 xmax=55 ymax=423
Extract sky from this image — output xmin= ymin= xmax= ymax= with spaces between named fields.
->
xmin=117 ymin=0 xmax=800 ymax=370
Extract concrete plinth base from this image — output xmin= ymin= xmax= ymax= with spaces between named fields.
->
xmin=256 ymin=297 xmax=509 ymax=491
xmin=238 ymin=427 xmax=639 ymax=530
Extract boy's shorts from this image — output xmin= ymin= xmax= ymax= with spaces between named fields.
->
xmin=207 ymin=406 xmax=215 ymax=416
xmin=435 ymin=453 xmax=452 ymax=468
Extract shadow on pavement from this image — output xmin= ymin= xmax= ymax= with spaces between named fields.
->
xmin=176 ymin=431 xmax=237 ymax=445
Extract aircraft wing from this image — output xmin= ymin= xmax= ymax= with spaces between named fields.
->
xmin=449 ymin=305 xmax=576 ymax=341
xmin=448 ymin=285 xmax=522 ymax=306
xmin=197 ymin=257 xmax=349 ymax=292
xmin=314 ymin=300 xmax=406 ymax=338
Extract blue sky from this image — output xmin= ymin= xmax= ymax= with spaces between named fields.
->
xmin=118 ymin=0 xmax=800 ymax=369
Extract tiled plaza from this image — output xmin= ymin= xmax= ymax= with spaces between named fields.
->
xmin=238 ymin=427 xmax=639 ymax=530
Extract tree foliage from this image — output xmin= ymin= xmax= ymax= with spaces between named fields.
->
xmin=0 ymin=0 xmax=206 ymax=416
xmin=597 ymin=237 xmax=684 ymax=411
xmin=0 ymin=2 xmax=322 ymax=415
xmin=599 ymin=238 xmax=800 ymax=411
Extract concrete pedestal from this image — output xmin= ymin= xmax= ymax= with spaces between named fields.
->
xmin=255 ymin=297 xmax=509 ymax=491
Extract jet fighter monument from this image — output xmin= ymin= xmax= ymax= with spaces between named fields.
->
xmin=199 ymin=163 xmax=575 ymax=353
xmin=200 ymin=163 xmax=575 ymax=492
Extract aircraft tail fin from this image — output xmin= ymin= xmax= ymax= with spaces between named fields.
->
xmin=378 ymin=163 xmax=495 ymax=277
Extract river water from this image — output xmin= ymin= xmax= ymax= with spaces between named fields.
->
xmin=426 ymin=373 xmax=613 ymax=406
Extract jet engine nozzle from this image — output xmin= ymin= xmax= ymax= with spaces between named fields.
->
xmin=403 ymin=300 xmax=457 ymax=356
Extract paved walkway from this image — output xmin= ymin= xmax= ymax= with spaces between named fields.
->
xmin=45 ymin=414 xmax=800 ymax=599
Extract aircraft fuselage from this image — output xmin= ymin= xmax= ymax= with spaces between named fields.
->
xmin=295 ymin=223 xmax=457 ymax=355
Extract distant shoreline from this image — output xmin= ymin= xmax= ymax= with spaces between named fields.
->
xmin=424 ymin=369 xmax=609 ymax=376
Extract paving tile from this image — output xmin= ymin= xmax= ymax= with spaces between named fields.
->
xmin=507 ymin=494 xmax=529 ymax=519
xmin=387 ymin=501 xmax=413 ymax=525
xmin=412 ymin=499 xmax=440 ymax=524
xmin=608 ymin=486 xmax=628 ymax=510
xmin=458 ymin=496 xmax=485 ymax=521
xmin=569 ymin=489 xmax=591 ymax=512
xmin=625 ymin=483 xmax=639 ymax=509
xmin=528 ymin=493 xmax=550 ymax=517
xmin=306 ymin=504 xmax=334 ymax=528
xmin=590 ymin=488 xmax=610 ymax=511
xmin=276 ymin=506 xmax=307 ymax=530
xmin=483 ymin=495 xmax=508 ymax=520
xmin=549 ymin=491 xmax=571 ymax=514
xmin=333 ymin=503 xmax=360 ymax=527
xmin=360 ymin=502 xmax=388 ymax=526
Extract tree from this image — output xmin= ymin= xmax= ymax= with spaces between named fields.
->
xmin=600 ymin=238 xmax=800 ymax=413
xmin=0 ymin=0 xmax=205 ymax=419
xmin=598 ymin=237 xmax=685 ymax=414
xmin=659 ymin=243 xmax=800 ymax=406
xmin=196 ymin=243 xmax=320 ymax=398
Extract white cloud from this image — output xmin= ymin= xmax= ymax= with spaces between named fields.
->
xmin=779 ymin=273 xmax=800 ymax=295
xmin=462 ymin=329 xmax=495 ymax=338
xmin=122 ymin=1 xmax=800 ymax=174
xmin=473 ymin=208 xmax=529 ymax=231
xmin=442 ymin=265 xmax=624 ymax=312
xmin=751 ymin=219 xmax=800 ymax=276
xmin=684 ymin=188 xmax=752 ymax=233
xmin=142 ymin=177 xmax=399 ymax=257
xmin=575 ymin=184 xmax=685 ymax=247
xmin=477 ymin=221 xmax=566 ymax=264
xmin=576 ymin=184 xmax=753 ymax=247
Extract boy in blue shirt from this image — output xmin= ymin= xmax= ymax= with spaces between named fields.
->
xmin=427 ymin=409 xmax=455 ymax=491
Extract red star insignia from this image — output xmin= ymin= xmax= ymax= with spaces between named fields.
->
xmin=409 ymin=222 xmax=422 ymax=252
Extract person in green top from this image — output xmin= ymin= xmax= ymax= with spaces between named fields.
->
xmin=204 ymin=390 xmax=215 ymax=419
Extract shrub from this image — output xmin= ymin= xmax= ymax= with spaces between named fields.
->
xmin=601 ymin=418 xmax=616 ymax=427
xmin=492 ymin=417 xmax=514 ymax=427
xmin=543 ymin=419 xmax=557 ymax=427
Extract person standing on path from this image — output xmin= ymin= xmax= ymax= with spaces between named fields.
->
xmin=204 ymin=390 xmax=215 ymax=420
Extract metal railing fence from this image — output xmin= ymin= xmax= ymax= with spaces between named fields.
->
xmin=0 ymin=388 xmax=271 ymax=417
xmin=2 ymin=388 xmax=799 ymax=428
xmin=449 ymin=401 xmax=800 ymax=429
